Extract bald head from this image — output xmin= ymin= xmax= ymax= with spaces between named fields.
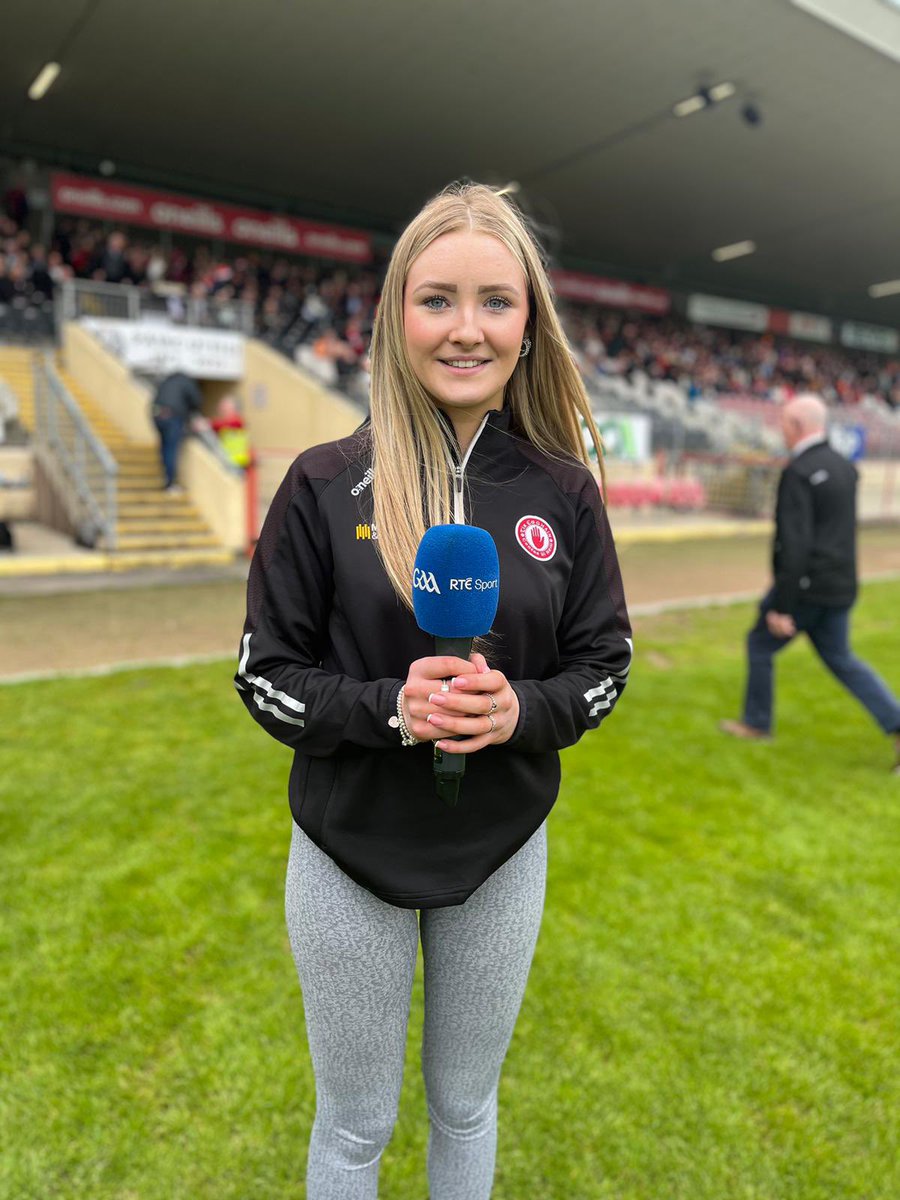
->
xmin=780 ymin=393 xmax=827 ymax=451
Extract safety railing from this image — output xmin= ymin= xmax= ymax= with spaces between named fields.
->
xmin=31 ymin=355 xmax=119 ymax=549
xmin=56 ymin=279 xmax=255 ymax=336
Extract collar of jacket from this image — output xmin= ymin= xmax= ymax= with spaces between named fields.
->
xmin=434 ymin=403 xmax=514 ymax=456
xmin=790 ymin=433 xmax=828 ymax=459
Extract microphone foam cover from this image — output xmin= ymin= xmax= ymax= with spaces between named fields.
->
xmin=412 ymin=524 xmax=500 ymax=638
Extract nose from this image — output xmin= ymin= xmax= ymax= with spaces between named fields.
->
xmin=449 ymin=304 xmax=484 ymax=348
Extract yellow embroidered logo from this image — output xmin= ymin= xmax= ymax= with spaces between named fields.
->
xmin=356 ymin=523 xmax=377 ymax=540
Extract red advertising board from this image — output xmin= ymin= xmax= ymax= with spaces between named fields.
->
xmin=51 ymin=172 xmax=372 ymax=264
xmin=551 ymin=269 xmax=670 ymax=314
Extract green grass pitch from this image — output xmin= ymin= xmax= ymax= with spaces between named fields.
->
xmin=1 ymin=584 xmax=898 ymax=1199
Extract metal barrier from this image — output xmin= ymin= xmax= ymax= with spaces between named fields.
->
xmin=31 ymin=355 xmax=119 ymax=548
xmin=671 ymin=451 xmax=900 ymax=521
xmin=674 ymin=452 xmax=782 ymax=518
xmin=56 ymin=280 xmax=255 ymax=336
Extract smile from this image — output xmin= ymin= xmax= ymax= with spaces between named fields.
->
xmin=439 ymin=359 xmax=490 ymax=372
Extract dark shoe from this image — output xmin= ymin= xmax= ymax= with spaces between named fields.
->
xmin=719 ymin=719 xmax=772 ymax=741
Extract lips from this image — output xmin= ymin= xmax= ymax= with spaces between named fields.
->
xmin=438 ymin=358 xmax=490 ymax=369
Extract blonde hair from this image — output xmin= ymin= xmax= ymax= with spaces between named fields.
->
xmin=369 ymin=180 xmax=603 ymax=609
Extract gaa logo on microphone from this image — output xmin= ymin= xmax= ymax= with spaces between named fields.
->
xmin=515 ymin=515 xmax=557 ymax=562
xmin=413 ymin=567 xmax=442 ymax=594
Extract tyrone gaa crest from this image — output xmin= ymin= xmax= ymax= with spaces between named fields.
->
xmin=515 ymin=515 xmax=557 ymax=562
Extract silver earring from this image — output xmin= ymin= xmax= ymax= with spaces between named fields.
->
xmin=518 ymin=337 xmax=532 ymax=358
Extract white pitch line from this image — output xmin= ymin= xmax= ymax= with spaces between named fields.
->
xmin=0 ymin=651 xmax=235 ymax=687
xmin=1 ymin=571 xmax=898 ymax=687
xmin=629 ymin=570 xmax=900 ymax=618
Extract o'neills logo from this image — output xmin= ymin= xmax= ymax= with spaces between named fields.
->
xmin=355 ymin=522 xmax=378 ymax=541
xmin=413 ymin=568 xmax=441 ymax=594
xmin=351 ymin=466 xmax=373 ymax=497
xmin=515 ymin=515 xmax=557 ymax=561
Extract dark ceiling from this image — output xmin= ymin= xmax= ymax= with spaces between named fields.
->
xmin=3 ymin=0 xmax=900 ymax=326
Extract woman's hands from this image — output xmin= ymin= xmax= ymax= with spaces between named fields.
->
xmin=402 ymin=652 xmax=520 ymax=754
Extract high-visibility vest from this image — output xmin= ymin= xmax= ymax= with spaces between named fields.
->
xmin=218 ymin=427 xmax=251 ymax=468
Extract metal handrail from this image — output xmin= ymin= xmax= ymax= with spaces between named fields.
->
xmin=192 ymin=422 xmax=246 ymax=476
xmin=32 ymin=355 xmax=119 ymax=549
xmin=56 ymin=279 xmax=255 ymax=336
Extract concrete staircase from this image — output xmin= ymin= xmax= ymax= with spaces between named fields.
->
xmin=0 ymin=347 xmax=235 ymax=568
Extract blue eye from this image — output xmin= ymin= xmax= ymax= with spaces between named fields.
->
xmin=486 ymin=295 xmax=511 ymax=310
xmin=423 ymin=295 xmax=448 ymax=310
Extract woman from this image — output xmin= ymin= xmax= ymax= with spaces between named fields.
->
xmin=235 ymin=181 xmax=632 ymax=1199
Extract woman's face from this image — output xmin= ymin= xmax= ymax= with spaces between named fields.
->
xmin=403 ymin=230 xmax=529 ymax=427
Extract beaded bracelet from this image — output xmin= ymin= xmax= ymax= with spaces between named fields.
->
xmin=394 ymin=685 xmax=419 ymax=746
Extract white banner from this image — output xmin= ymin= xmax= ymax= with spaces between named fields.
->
xmin=840 ymin=321 xmax=899 ymax=354
xmin=81 ymin=318 xmax=245 ymax=379
xmin=787 ymin=312 xmax=832 ymax=343
xmin=687 ymin=293 xmax=769 ymax=333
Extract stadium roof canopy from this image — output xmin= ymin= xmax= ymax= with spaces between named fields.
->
xmin=3 ymin=0 xmax=900 ymax=327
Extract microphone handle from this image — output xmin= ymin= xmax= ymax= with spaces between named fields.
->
xmin=432 ymin=636 xmax=473 ymax=807
xmin=434 ymin=636 xmax=473 ymax=660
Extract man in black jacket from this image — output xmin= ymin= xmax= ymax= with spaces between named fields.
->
xmin=150 ymin=372 xmax=204 ymax=492
xmin=721 ymin=394 xmax=900 ymax=772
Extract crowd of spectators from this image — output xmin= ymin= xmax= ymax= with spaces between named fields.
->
xmin=563 ymin=307 xmax=900 ymax=413
xmin=0 ymin=208 xmax=70 ymax=339
xmin=1 ymin=188 xmax=380 ymax=398
xmin=3 ymin=181 xmax=899 ymax=417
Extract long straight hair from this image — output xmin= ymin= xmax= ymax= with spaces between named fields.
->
xmin=369 ymin=181 xmax=603 ymax=609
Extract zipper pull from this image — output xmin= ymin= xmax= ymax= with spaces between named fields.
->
xmin=453 ymin=464 xmax=465 ymax=524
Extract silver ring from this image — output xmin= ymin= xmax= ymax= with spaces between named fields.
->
xmin=487 ymin=694 xmax=498 ymax=715
xmin=487 ymin=713 xmax=496 ymax=733
xmin=440 ymin=679 xmax=451 ymax=693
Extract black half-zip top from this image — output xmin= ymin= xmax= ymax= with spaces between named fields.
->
xmin=235 ymin=403 xmax=632 ymax=908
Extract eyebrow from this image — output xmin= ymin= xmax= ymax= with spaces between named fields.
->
xmin=413 ymin=281 xmax=521 ymax=296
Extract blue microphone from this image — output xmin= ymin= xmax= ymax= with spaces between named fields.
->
xmin=412 ymin=525 xmax=501 ymax=807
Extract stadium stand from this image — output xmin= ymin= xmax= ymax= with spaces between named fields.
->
xmin=5 ymin=203 xmax=899 ymax=437
xmin=3 ymin=186 xmax=899 ymax=538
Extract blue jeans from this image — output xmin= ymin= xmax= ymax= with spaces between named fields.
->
xmin=153 ymin=414 xmax=183 ymax=488
xmin=743 ymin=589 xmax=900 ymax=735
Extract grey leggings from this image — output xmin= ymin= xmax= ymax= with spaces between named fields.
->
xmin=284 ymin=820 xmax=548 ymax=1200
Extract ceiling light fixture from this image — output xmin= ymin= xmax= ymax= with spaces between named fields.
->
xmin=712 ymin=240 xmax=757 ymax=262
xmin=868 ymin=278 xmax=900 ymax=298
xmin=673 ymin=94 xmax=707 ymax=117
xmin=673 ymin=80 xmax=736 ymax=118
xmin=27 ymin=62 xmax=61 ymax=101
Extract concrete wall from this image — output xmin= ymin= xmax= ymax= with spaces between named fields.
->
xmin=31 ymin=451 xmax=77 ymax=537
xmin=242 ymin=341 xmax=361 ymax=454
xmin=62 ymin=322 xmax=156 ymax=444
xmin=0 ymin=446 xmax=35 ymax=521
xmin=180 ymin=440 xmax=246 ymax=553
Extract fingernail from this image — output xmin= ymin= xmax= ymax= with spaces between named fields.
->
xmin=427 ymin=714 xmax=445 ymax=727
xmin=452 ymin=677 xmax=467 ymax=689
xmin=435 ymin=741 xmax=448 ymax=751
xmin=428 ymin=693 xmax=446 ymax=705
